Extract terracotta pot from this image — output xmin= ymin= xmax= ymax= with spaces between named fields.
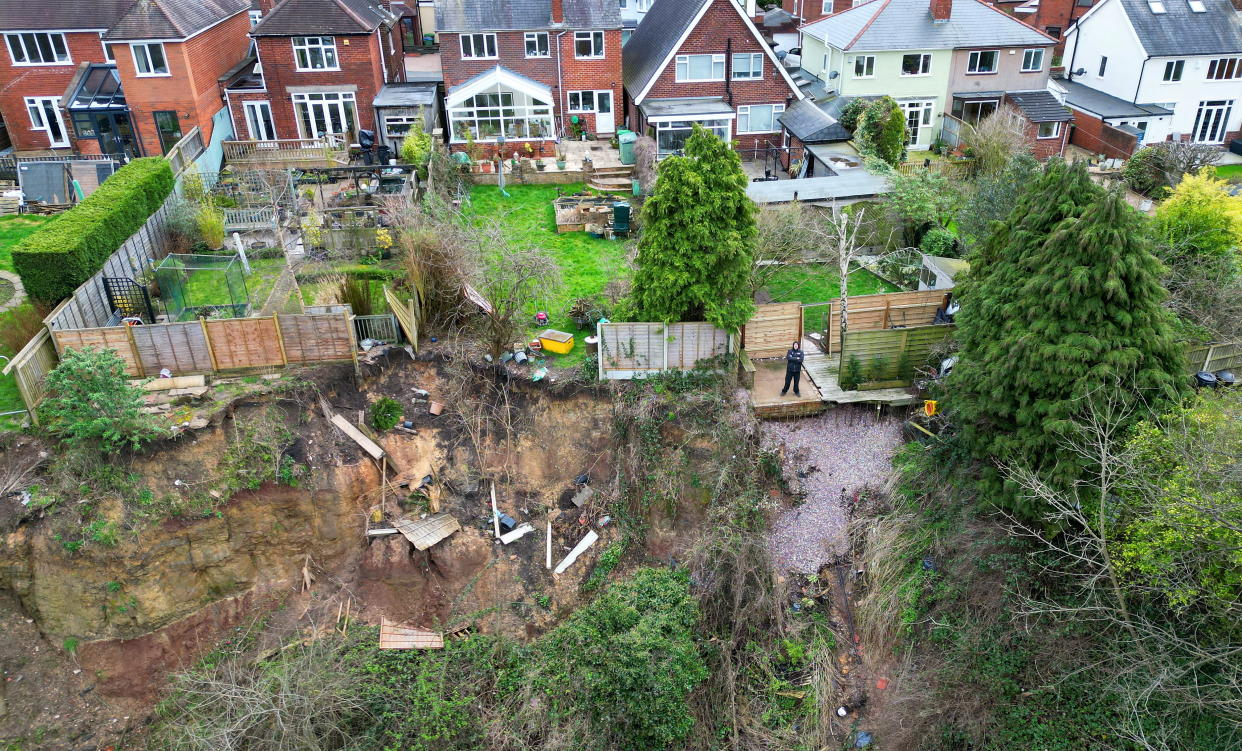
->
xmin=429 ymin=401 xmax=444 ymax=415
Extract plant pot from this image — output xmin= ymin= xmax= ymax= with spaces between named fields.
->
xmin=556 ymin=160 xmax=566 ymax=170
xmin=536 ymin=162 xmax=547 ymax=171
xmin=428 ymin=401 xmax=444 ymax=415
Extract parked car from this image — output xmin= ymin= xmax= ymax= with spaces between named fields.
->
xmin=774 ymin=45 xmax=801 ymax=70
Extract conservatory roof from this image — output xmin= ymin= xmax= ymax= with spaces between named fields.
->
xmin=445 ymin=66 xmax=552 ymax=107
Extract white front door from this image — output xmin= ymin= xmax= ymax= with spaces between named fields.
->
xmin=1192 ymin=99 xmax=1233 ymax=144
xmin=244 ymin=101 xmax=275 ymax=140
xmin=900 ymin=99 xmax=935 ymax=149
xmin=595 ymin=90 xmax=615 ymax=134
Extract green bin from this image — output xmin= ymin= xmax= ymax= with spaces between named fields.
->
xmin=618 ymin=129 xmax=638 ymax=165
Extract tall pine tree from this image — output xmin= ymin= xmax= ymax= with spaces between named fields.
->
xmin=631 ymin=124 xmax=756 ymax=330
xmin=951 ymin=169 xmax=1186 ymax=515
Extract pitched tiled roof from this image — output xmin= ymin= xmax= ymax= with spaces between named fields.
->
xmin=435 ymin=0 xmax=620 ymax=32
xmin=252 ymin=0 xmax=394 ymax=35
xmin=801 ymin=0 xmax=1053 ymax=52
xmin=0 ymin=0 xmax=134 ymax=31
xmin=1006 ymin=89 xmax=1072 ymax=122
xmin=1116 ymin=0 xmax=1242 ymax=57
xmin=104 ymin=0 xmax=251 ymax=40
xmin=623 ymin=0 xmax=711 ymax=97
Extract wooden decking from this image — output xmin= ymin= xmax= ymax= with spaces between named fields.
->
xmin=749 ymin=351 xmax=916 ymax=418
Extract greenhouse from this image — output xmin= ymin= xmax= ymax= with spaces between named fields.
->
xmin=154 ymin=253 xmax=251 ymax=321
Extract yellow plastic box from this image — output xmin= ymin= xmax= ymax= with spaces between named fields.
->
xmin=537 ymin=329 xmax=574 ymax=355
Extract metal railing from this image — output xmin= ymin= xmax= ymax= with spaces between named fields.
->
xmin=224 ymin=207 xmax=279 ymax=230
xmin=354 ymin=314 xmax=400 ymax=344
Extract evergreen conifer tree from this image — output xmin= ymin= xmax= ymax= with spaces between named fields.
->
xmin=951 ymin=170 xmax=1186 ymax=515
xmin=631 ymin=124 xmax=756 ymax=330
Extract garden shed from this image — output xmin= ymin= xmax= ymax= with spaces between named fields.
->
xmin=373 ymin=82 xmax=442 ymax=152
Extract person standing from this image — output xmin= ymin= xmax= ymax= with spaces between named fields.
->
xmin=781 ymin=341 xmax=804 ymax=397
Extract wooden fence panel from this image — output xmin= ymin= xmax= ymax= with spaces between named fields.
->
xmin=132 ymin=322 xmax=212 ymax=375
xmin=1186 ymin=341 xmax=1242 ymax=373
xmin=744 ymin=302 xmax=802 ymax=359
xmin=667 ymin=323 xmax=731 ymax=369
xmin=204 ymin=318 xmax=284 ymax=370
xmin=1 ymin=329 xmax=59 ymax=422
xmin=279 ymin=313 xmax=354 ymax=363
xmin=840 ymin=324 xmax=955 ymax=387
xmin=822 ymin=289 xmax=952 ymax=353
xmin=53 ymin=327 xmax=143 ymax=376
xmin=599 ymin=322 xmax=731 ymax=380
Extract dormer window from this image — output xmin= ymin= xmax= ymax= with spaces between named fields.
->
xmin=293 ymin=36 xmax=339 ymax=70
xmin=1147 ymin=0 xmax=1165 ymax=12
xmin=1187 ymin=0 xmax=1204 ymax=10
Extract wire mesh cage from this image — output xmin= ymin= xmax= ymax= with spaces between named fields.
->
xmin=154 ymin=253 xmax=251 ymax=321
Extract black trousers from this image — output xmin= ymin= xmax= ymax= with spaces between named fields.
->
xmin=782 ymin=368 xmax=801 ymax=394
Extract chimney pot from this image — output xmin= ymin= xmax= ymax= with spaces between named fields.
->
xmin=930 ymin=0 xmax=951 ymax=21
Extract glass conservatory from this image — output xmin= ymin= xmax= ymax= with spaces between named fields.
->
xmin=446 ymin=66 xmax=555 ymax=142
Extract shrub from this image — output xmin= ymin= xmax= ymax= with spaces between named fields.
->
xmin=337 ymin=276 xmax=375 ymax=316
xmin=12 ymin=157 xmax=174 ymax=303
xmin=839 ymin=98 xmax=867 ymax=133
xmin=369 ymin=397 xmax=402 ymax=431
xmin=195 ymin=204 xmax=225 ymax=249
xmin=1122 ymin=146 xmax=1171 ymax=198
xmin=855 ymin=96 xmax=906 ymax=167
xmin=841 ymin=354 xmax=864 ymax=390
xmin=39 ymin=346 xmax=165 ymax=453
xmin=920 ymin=226 xmax=961 ymax=258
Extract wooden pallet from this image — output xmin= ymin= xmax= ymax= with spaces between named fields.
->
xmin=378 ymin=617 xmax=444 ymax=649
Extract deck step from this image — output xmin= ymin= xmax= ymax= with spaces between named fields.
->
xmin=591 ymin=168 xmax=633 ymax=177
xmin=588 ymin=176 xmax=632 ymax=188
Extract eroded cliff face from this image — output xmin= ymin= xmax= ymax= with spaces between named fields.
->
xmin=0 ymin=359 xmax=623 ymax=700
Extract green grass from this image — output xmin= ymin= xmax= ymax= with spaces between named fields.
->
xmin=172 ymin=257 xmax=286 ymax=316
xmin=0 ymin=214 xmax=56 ymax=273
xmin=764 ymin=264 xmax=900 ymax=333
xmin=462 ymin=183 xmax=629 ymax=368
xmin=1215 ymin=164 xmax=1242 ymax=180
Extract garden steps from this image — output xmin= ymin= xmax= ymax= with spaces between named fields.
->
xmin=586 ymin=176 xmax=633 ymax=193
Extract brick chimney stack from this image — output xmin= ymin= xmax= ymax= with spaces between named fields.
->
xmin=551 ymin=0 xmax=564 ymax=24
xmin=930 ymin=0 xmax=951 ymax=22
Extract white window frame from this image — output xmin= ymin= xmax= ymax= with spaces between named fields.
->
xmin=574 ymin=31 xmax=604 ymax=59
xmin=448 ymin=86 xmax=555 ymax=142
xmin=967 ymin=50 xmax=999 ymax=74
xmin=731 ymin=52 xmax=763 ymax=80
xmin=6 ymin=32 xmax=71 ymax=66
xmin=1036 ymin=121 xmax=1061 ymax=139
xmin=1206 ymin=57 xmax=1242 ymax=81
xmin=130 ymin=42 xmax=169 ymax=77
xmin=1162 ymin=59 xmax=1183 ymax=82
xmin=736 ymin=103 xmax=785 ymax=134
xmin=249 ymin=10 xmax=262 ymax=26
xmin=853 ymin=55 xmax=875 ymax=78
xmin=568 ymin=90 xmax=595 ymax=113
xmin=1020 ymin=48 xmax=1044 ymax=73
xmin=675 ymin=53 xmax=725 ymax=82
xmin=99 ymin=34 xmax=115 ymax=63
xmin=244 ymin=100 xmax=276 ymax=140
xmin=524 ymin=31 xmax=549 ymax=58
xmin=459 ymin=32 xmax=497 ymax=60
xmin=25 ymin=96 xmax=69 ymax=147
xmin=293 ymin=36 xmax=340 ymax=71
xmin=900 ymin=53 xmax=932 ymax=77
xmin=292 ymin=90 xmax=357 ymax=139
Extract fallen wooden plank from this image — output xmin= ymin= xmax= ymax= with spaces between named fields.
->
xmin=140 ymin=375 xmax=206 ymax=391
xmin=367 ymin=528 xmax=399 ymax=536
xmin=554 ymin=530 xmax=599 ymax=575
xmin=392 ymin=513 xmax=461 ymax=551
xmin=379 ymin=617 xmax=444 ymax=650
xmin=330 ymin=413 xmax=385 ymax=461
xmin=499 ymin=523 xmax=535 ymax=545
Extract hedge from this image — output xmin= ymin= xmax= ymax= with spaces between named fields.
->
xmin=12 ymin=157 xmax=174 ymax=303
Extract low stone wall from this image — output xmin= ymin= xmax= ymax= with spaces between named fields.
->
xmin=470 ymin=168 xmax=586 ymax=186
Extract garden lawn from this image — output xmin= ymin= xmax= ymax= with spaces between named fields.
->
xmin=175 ymin=257 xmax=287 ymax=316
xmin=463 ymin=184 xmax=630 ymax=368
xmin=764 ymin=264 xmax=900 ymax=334
xmin=0 ymin=214 xmax=56 ymax=273
xmin=1215 ymin=164 xmax=1242 ymax=180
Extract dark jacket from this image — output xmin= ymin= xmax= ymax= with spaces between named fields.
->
xmin=785 ymin=347 xmax=804 ymax=373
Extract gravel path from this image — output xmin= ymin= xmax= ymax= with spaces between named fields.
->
xmin=764 ymin=410 xmax=903 ymax=574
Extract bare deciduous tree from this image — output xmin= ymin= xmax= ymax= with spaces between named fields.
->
xmin=963 ymin=105 xmax=1029 ymax=177
xmin=472 ymin=228 xmax=560 ymax=360
xmin=1157 ymin=141 xmax=1223 ymax=187
xmin=803 ymin=203 xmax=890 ymax=346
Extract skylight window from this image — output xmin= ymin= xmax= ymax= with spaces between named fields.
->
xmin=1147 ymin=0 xmax=1165 ymax=11
xmin=1187 ymin=0 xmax=1205 ymax=10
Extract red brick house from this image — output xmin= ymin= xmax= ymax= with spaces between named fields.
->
xmin=993 ymin=0 xmax=1095 ymax=52
xmin=0 ymin=0 xmax=249 ymax=158
xmin=224 ymin=0 xmax=406 ymax=144
xmin=623 ymin=0 xmax=804 ymax=157
xmin=433 ymin=0 xmax=623 ymax=159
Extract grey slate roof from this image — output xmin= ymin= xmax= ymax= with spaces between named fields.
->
xmin=1116 ymin=0 xmax=1242 ymax=56
xmin=0 ymin=0 xmax=134 ymax=31
xmin=623 ymin=0 xmax=711 ymax=97
xmin=1006 ymin=89 xmax=1072 ymax=122
xmin=1059 ymin=79 xmax=1172 ymax=119
xmin=780 ymin=98 xmax=851 ymax=142
xmin=801 ymin=0 xmax=1054 ymax=52
xmin=105 ymin=0 xmax=251 ymax=40
xmin=435 ymin=0 xmax=620 ymax=32
xmin=252 ymin=0 xmax=394 ymax=35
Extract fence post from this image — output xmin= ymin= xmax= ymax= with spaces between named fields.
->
xmin=345 ymin=310 xmax=360 ymax=379
xmin=126 ymin=324 xmax=145 ymax=377
xmin=1202 ymin=345 xmax=1215 ymax=372
xmin=200 ymin=318 xmax=219 ymax=372
xmin=272 ymin=314 xmax=289 ymax=365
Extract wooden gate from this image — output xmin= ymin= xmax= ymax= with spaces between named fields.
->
xmin=743 ymin=302 xmax=802 ymax=359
